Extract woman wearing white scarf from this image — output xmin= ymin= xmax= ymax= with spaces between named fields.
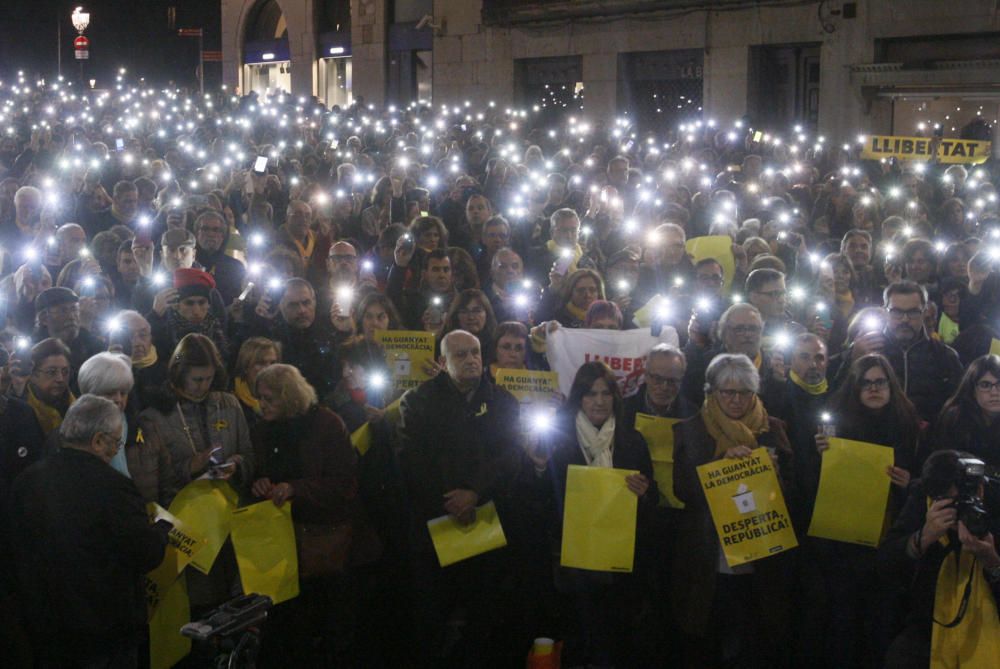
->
xmin=532 ymin=361 xmax=659 ymax=667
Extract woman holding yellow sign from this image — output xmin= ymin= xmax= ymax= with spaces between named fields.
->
xmin=672 ymin=353 xmax=794 ymax=667
xmin=537 ymin=361 xmax=657 ymax=668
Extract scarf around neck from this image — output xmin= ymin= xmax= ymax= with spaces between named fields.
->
xmin=27 ymin=385 xmax=76 ymax=437
xmin=293 ymin=229 xmax=316 ymax=262
xmin=234 ymin=377 xmax=260 ymax=415
xmin=702 ymin=393 xmax=769 ymax=458
xmin=546 ymin=239 xmax=583 ymax=275
xmin=790 ymin=369 xmax=829 ymax=395
xmin=132 ymin=345 xmax=159 ymax=370
xmin=575 ymin=410 xmax=615 ymax=468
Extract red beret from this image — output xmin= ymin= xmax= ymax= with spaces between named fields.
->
xmin=173 ymin=268 xmax=216 ymax=298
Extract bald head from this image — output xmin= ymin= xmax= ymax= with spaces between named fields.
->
xmin=441 ymin=330 xmax=482 ymax=389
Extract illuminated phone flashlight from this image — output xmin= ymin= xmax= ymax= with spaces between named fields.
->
xmin=773 ymin=330 xmax=791 ymax=350
xmin=863 ymin=315 xmax=882 ymax=333
xmin=152 ymin=272 xmax=167 ymax=287
xmin=884 ymin=244 xmax=896 ymax=261
xmin=106 ymin=316 xmax=121 ymax=334
xmin=531 ymin=409 xmax=554 ymax=433
xmin=336 ymin=285 xmax=354 ymax=309
xmin=808 ymin=252 xmax=820 ymax=265
xmin=267 ymin=277 xmax=283 ymax=291
xmin=819 ymin=412 xmax=836 ymax=437
xmin=514 ymin=293 xmax=530 ymax=309
xmin=934 ymin=241 xmax=947 ymax=253
xmin=581 ymin=225 xmax=593 ymax=237
xmin=250 ymin=232 xmax=265 ymax=248
xmin=290 ymin=176 xmax=299 ymax=186
xmin=361 ymin=259 xmax=374 ymax=272
xmin=673 ymin=276 xmax=685 ymax=288
xmin=15 ymin=336 xmax=30 ymax=351
xmin=432 ymin=296 xmax=442 ymax=307
xmin=790 ymin=286 xmax=806 ymax=302
xmin=731 ymin=293 xmax=743 ymax=304
xmin=46 ymin=235 xmax=56 ymax=248
xmin=23 ymin=246 xmax=38 ymax=263
xmin=616 ymin=279 xmax=630 ymax=294
xmin=696 ymin=296 xmax=712 ymax=313
xmin=778 ymin=231 xmax=788 ymax=241
xmin=248 ymin=262 xmax=263 ymax=277
xmin=368 ymin=371 xmax=386 ymax=391
xmin=78 ymin=247 xmax=91 ymax=259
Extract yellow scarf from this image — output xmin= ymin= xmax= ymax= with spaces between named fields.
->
xmin=702 ymin=393 xmax=770 ymax=458
xmin=938 ymin=313 xmax=960 ymax=345
xmin=565 ymin=301 xmax=588 ymax=324
xmin=27 ymin=386 xmax=75 ymax=437
xmin=835 ymin=289 xmax=855 ymax=320
xmin=546 ymin=239 xmax=583 ymax=275
xmin=292 ymin=229 xmax=316 ymax=262
xmin=132 ymin=345 xmax=159 ymax=370
xmin=931 ymin=533 xmax=1000 ymax=667
xmin=234 ymin=377 xmax=261 ymax=415
xmin=752 ymin=351 xmax=763 ymax=370
xmin=790 ymin=369 xmax=829 ymax=395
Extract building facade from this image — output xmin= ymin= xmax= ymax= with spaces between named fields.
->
xmin=220 ymin=0 xmax=1000 ymax=139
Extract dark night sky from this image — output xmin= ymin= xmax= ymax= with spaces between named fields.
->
xmin=0 ymin=1 xmax=222 ymax=88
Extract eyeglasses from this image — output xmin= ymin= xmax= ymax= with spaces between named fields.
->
xmin=976 ymin=380 xmax=1000 ymax=392
xmin=753 ymin=289 xmax=787 ymax=299
xmin=198 ymin=226 xmax=226 ymax=235
xmin=329 ymin=254 xmax=358 ymax=262
xmin=459 ymin=307 xmax=486 ymax=316
xmin=647 ymin=374 xmax=682 ymax=387
xmin=717 ymin=389 xmax=753 ymax=400
xmin=887 ymin=307 xmax=924 ymax=320
xmin=38 ymin=367 xmax=71 ymax=379
xmin=860 ymin=377 xmax=889 ymax=391
xmin=697 ymin=274 xmax=724 ymax=285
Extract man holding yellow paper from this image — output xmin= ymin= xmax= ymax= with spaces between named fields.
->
xmin=534 ymin=361 xmax=657 ymax=667
xmin=672 ymin=354 xmax=795 ymax=667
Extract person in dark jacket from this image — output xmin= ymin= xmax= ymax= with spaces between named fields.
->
xmin=33 ymin=286 xmax=105 ymax=388
xmin=0 ymin=365 xmax=46 ymax=492
xmin=536 ymin=361 xmax=658 ymax=667
xmin=194 ymin=209 xmax=246 ymax=305
xmin=672 ymin=353 xmax=795 ymax=668
xmin=10 ymin=394 xmax=170 ymax=667
xmin=251 ymin=363 xmax=376 ymax=665
xmin=397 ymin=329 xmax=527 ymax=667
xmin=833 ymin=281 xmax=962 ymax=425
xmin=932 ymin=354 xmax=1000 ymax=471
xmin=879 ymin=450 xmax=1000 ymax=668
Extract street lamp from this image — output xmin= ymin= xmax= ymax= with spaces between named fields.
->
xmin=71 ymin=7 xmax=90 ymax=34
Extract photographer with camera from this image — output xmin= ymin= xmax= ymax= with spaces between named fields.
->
xmin=879 ymin=450 xmax=1000 ymax=668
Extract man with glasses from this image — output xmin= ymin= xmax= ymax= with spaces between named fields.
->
xmin=24 ymin=337 xmax=75 ymax=436
xmin=837 ymin=281 xmax=962 ymax=423
xmin=33 ymin=287 xmax=103 ymax=389
xmin=635 ymin=222 xmax=696 ymax=305
xmin=486 ymin=247 xmax=528 ymax=323
xmin=194 ymin=210 xmax=245 ymax=305
xmin=745 ymin=268 xmax=804 ymax=343
xmin=321 ymin=240 xmax=375 ymax=322
xmin=10 ymin=394 xmax=170 ymax=668
xmin=625 ymin=344 xmax=695 ymax=424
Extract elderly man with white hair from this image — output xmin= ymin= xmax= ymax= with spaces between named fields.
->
xmin=0 ymin=185 xmax=42 ymax=250
xmin=397 ymin=329 xmax=529 ymax=665
xmin=10 ymin=394 xmax=170 ymax=667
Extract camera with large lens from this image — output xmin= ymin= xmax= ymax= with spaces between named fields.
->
xmin=953 ymin=457 xmax=990 ymax=539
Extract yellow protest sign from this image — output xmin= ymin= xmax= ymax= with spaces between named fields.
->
xmin=634 ymin=413 xmax=683 ymax=508
xmin=350 ymin=422 xmax=373 ymax=456
xmin=144 ymin=503 xmax=206 ymax=615
xmin=860 ymin=134 xmax=991 ymax=164
xmin=990 ymin=338 xmax=1000 ymax=356
xmin=375 ymin=329 xmax=436 ymax=392
xmin=230 ymin=501 xmax=300 ymax=605
xmin=495 ymin=368 xmax=560 ymax=404
xmin=686 ymin=236 xmax=736 ymax=290
xmin=632 ymin=294 xmax=670 ymax=329
xmin=149 ymin=574 xmax=190 ymax=669
xmin=168 ymin=480 xmax=238 ymax=575
xmin=427 ymin=501 xmax=508 ymax=567
xmin=808 ymin=438 xmax=894 ymax=547
xmin=697 ymin=448 xmax=797 ymax=567
xmin=560 ymin=465 xmax=638 ymax=572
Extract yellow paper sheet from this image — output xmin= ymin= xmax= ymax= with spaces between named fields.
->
xmin=375 ymin=329 xmax=436 ymax=393
xmin=426 ymin=501 xmax=508 ymax=567
xmin=990 ymin=338 xmax=1000 ymax=356
xmin=808 ymin=438 xmax=895 ymax=547
xmin=168 ymin=480 xmax=238 ymax=575
xmin=350 ymin=422 xmax=373 ymax=456
xmin=634 ymin=413 xmax=683 ymax=508
xmin=697 ymin=448 xmax=798 ymax=567
xmin=149 ymin=574 xmax=190 ymax=669
xmin=560 ymin=465 xmax=638 ymax=573
xmin=632 ymin=294 xmax=670 ymax=329
xmin=230 ymin=501 xmax=300 ymax=605
xmin=144 ymin=503 xmax=206 ymax=615
xmin=495 ymin=368 xmax=560 ymax=404
xmin=686 ymin=235 xmax=736 ymax=291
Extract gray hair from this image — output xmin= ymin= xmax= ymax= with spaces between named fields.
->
xmin=14 ymin=185 xmax=41 ymax=208
xmin=117 ymin=309 xmax=149 ymax=330
xmin=704 ymin=353 xmax=760 ymax=396
xmin=441 ymin=329 xmax=479 ymax=358
xmin=647 ymin=343 xmax=685 ymax=368
xmin=717 ymin=303 xmax=762 ymax=335
xmin=78 ymin=352 xmax=134 ymax=396
xmin=550 ymin=208 xmax=580 ymax=228
xmin=60 ymin=394 xmax=123 ymax=444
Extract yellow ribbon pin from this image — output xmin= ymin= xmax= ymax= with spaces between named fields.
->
xmin=214 ymin=420 xmax=228 ymax=431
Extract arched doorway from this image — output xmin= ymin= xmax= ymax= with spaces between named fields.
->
xmin=243 ymin=0 xmax=291 ymax=96
xmin=316 ymin=0 xmax=353 ymax=107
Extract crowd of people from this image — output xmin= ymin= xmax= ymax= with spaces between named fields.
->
xmin=0 ymin=71 xmax=999 ymax=669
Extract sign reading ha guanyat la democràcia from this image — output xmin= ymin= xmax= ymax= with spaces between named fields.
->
xmin=696 ymin=447 xmax=797 ymax=567
xmin=861 ymin=134 xmax=991 ymax=164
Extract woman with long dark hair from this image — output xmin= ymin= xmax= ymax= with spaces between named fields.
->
xmin=933 ymin=354 xmax=1000 ymax=468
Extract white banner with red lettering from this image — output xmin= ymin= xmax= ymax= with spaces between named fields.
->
xmin=546 ymin=326 xmax=678 ymax=398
